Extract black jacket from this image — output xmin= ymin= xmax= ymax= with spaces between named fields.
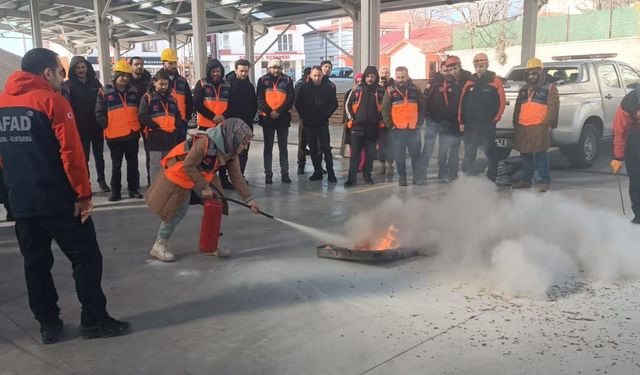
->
xmin=225 ymin=70 xmax=257 ymax=127
xmin=138 ymin=89 xmax=180 ymax=151
xmin=65 ymin=56 xmax=102 ymax=135
xmin=425 ymin=70 xmax=472 ymax=133
xmin=459 ymin=70 xmax=505 ymax=126
xmin=295 ymin=80 xmax=338 ymax=127
xmin=130 ymin=69 xmax=151 ymax=104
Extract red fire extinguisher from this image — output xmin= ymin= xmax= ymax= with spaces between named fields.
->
xmin=199 ymin=198 xmax=223 ymax=254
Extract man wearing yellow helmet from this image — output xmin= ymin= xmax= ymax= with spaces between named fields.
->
xmin=512 ymin=57 xmax=559 ymax=192
xmin=95 ymin=59 xmax=143 ymax=201
xmin=158 ymin=48 xmax=192 ymax=143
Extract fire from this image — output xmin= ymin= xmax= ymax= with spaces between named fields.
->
xmin=356 ymin=225 xmax=400 ymax=251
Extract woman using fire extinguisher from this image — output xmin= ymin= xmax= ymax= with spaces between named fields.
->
xmin=145 ymin=118 xmax=260 ymax=262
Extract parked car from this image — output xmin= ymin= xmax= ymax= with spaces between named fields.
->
xmin=329 ymin=66 xmax=355 ymax=94
xmin=495 ymin=55 xmax=640 ymax=167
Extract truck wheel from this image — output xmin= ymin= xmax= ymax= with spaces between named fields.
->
xmin=496 ymin=147 xmax=512 ymax=160
xmin=567 ymin=123 xmax=599 ymax=168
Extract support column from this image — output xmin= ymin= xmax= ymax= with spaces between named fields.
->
xmin=359 ymin=0 xmax=380 ymax=70
xmin=352 ymin=15 xmax=361 ymax=73
xmin=192 ymin=0 xmax=207 ymax=81
xmin=29 ymin=0 xmax=43 ymax=48
xmin=521 ymin=0 xmax=538 ymax=64
xmin=244 ymin=23 xmax=255 ymax=84
xmin=94 ymin=0 xmax=111 ymax=84
xmin=113 ymin=40 xmax=120 ymax=61
xmin=169 ymin=32 xmax=177 ymax=51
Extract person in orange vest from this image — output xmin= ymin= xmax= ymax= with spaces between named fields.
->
xmin=96 ymin=59 xmax=143 ymax=202
xmin=145 ymin=119 xmax=260 ymax=261
xmin=138 ymin=70 xmax=181 ymax=183
xmin=194 ymin=59 xmax=233 ymax=188
xmin=512 ymin=58 xmax=559 ymax=192
xmin=1 ymin=48 xmax=130 ymax=344
xmin=257 ymin=58 xmax=295 ymax=185
xmin=344 ymin=66 xmax=387 ymax=187
xmin=158 ymin=48 xmax=192 ymax=142
xmin=381 ymin=66 xmax=424 ymax=186
xmin=459 ymin=53 xmax=506 ymax=182
xmin=611 ymin=88 xmax=640 ymax=224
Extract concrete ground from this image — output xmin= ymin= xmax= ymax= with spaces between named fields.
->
xmin=1 ymin=125 xmax=639 ymax=375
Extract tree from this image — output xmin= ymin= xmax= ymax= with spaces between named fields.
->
xmin=576 ymin=0 xmax=637 ymax=11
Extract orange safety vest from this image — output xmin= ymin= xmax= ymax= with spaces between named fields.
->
xmin=197 ymin=79 xmax=230 ymax=128
xmin=161 ymin=134 xmax=220 ymax=189
xmin=346 ymin=85 xmax=384 ymax=129
xmin=260 ymin=74 xmax=290 ymax=115
xmin=170 ymin=76 xmax=190 ymax=120
xmin=101 ymin=84 xmax=140 ymax=140
xmin=143 ymin=92 xmax=178 ymax=136
xmin=518 ymin=83 xmax=551 ymax=126
xmin=387 ymin=84 xmax=420 ymax=129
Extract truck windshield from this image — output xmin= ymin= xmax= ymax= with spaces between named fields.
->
xmin=507 ymin=67 xmax=582 ymax=84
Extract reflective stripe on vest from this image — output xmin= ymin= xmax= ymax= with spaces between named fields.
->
xmin=197 ymin=79 xmax=230 ymax=129
xmin=347 ymin=85 xmax=383 ymax=129
xmin=145 ymin=92 xmax=177 ymax=134
xmin=161 ymin=135 xmax=219 ymax=189
xmin=519 ymin=83 xmax=550 ymax=126
xmin=265 ymin=75 xmax=287 ymax=111
xmin=104 ymin=85 xmax=140 ymax=140
xmin=388 ymin=84 xmax=419 ymax=129
xmin=171 ymin=77 xmax=188 ymax=120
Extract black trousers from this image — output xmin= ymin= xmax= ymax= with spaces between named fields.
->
xmin=462 ymin=123 xmax=498 ymax=181
xmin=107 ymin=138 xmax=140 ymax=193
xmin=626 ymin=131 xmax=640 ymax=219
xmin=15 ymin=215 xmax=108 ymax=325
xmin=297 ymin=120 xmax=308 ymax=167
xmin=305 ymin=125 xmax=333 ymax=173
xmin=377 ymin=128 xmax=394 ymax=162
xmin=142 ymin=136 xmax=151 ymax=186
xmin=348 ymin=134 xmax=377 ymax=182
xmin=391 ymin=129 xmax=421 ymax=177
xmin=80 ymin=128 xmax=106 ymax=184
xmin=263 ymin=126 xmax=289 ymax=176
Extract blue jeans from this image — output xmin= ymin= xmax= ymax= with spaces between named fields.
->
xmin=521 ymin=151 xmax=550 ymax=184
xmin=391 ymin=129 xmax=421 ymax=177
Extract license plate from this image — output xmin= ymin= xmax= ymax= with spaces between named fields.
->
xmin=495 ymin=138 xmax=514 ymax=148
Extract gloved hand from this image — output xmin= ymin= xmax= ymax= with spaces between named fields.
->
xmin=610 ymin=159 xmax=623 ymax=174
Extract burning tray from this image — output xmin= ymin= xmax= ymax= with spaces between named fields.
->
xmin=316 ymin=244 xmax=420 ymax=262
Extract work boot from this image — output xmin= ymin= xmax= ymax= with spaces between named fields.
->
xmin=344 ymin=180 xmax=356 ymax=188
xmin=309 ymin=171 xmax=323 ymax=181
xmin=364 ymin=176 xmax=375 ymax=185
xmin=327 ymin=170 xmax=337 ymax=183
xmin=40 ymin=318 xmax=63 ymax=345
xmin=78 ymin=316 xmax=131 ymax=339
xmin=399 ymin=174 xmax=408 ymax=187
xmin=386 ymin=161 xmax=394 ymax=177
xmin=281 ymin=173 xmax=292 ymax=184
xmin=149 ymin=238 xmax=175 ymax=262
xmin=631 ymin=217 xmax=640 ymax=224
xmin=108 ymin=191 xmax=121 ymax=202
xmin=297 ymin=165 xmax=305 ymax=175
xmin=129 ymin=190 xmax=143 ymax=199
xmin=377 ymin=162 xmax=386 ymax=176
xmin=538 ymin=184 xmax=550 ymax=193
xmin=98 ymin=181 xmax=111 ymax=193
xmin=512 ymin=181 xmax=532 ymax=189
xmin=265 ymin=175 xmax=273 ymax=185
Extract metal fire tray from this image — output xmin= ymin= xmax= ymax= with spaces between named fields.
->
xmin=316 ymin=244 xmax=420 ymax=262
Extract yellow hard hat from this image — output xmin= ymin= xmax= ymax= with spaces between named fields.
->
xmin=112 ymin=58 xmax=133 ymax=74
xmin=526 ymin=58 xmax=543 ymax=70
xmin=160 ymin=48 xmax=178 ymax=62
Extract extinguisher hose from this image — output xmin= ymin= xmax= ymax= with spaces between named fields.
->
xmin=222 ymin=196 xmax=276 ymax=220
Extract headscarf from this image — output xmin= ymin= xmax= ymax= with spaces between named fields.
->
xmin=205 ymin=118 xmax=254 ymax=157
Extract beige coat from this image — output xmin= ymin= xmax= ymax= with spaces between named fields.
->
xmin=145 ymin=137 xmax=251 ymax=222
xmin=513 ymin=83 xmax=560 ymax=154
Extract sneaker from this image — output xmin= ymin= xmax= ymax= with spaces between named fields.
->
xmin=220 ymin=179 xmax=235 ymax=190
xmin=98 ymin=181 xmax=111 ymax=193
xmin=364 ymin=176 xmax=375 ymax=185
xmin=344 ymin=180 xmax=356 ymax=188
xmin=149 ymin=238 xmax=175 ymax=262
xmin=40 ymin=318 xmax=63 ymax=345
xmin=281 ymin=174 xmax=292 ymax=184
xmin=309 ymin=172 xmax=323 ymax=181
xmin=214 ymin=246 xmax=231 ymax=258
xmin=297 ymin=165 xmax=305 ymax=175
xmin=512 ymin=181 xmax=532 ymax=189
xmin=327 ymin=171 xmax=337 ymax=183
xmin=538 ymin=184 xmax=550 ymax=193
xmin=78 ymin=316 xmax=131 ymax=339
xmin=631 ymin=217 xmax=640 ymax=224
xmin=399 ymin=175 xmax=408 ymax=187
xmin=128 ymin=191 xmax=143 ymax=199
xmin=108 ymin=192 xmax=121 ymax=202
xmin=265 ymin=175 xmax=273 ymax=185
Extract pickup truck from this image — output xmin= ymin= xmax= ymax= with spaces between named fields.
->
xmin=329 ymin=66 xmax=356 ymax=94
xmin=495 ymin=57 xmax=640 ymax=167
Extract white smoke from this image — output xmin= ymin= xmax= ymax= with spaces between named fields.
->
xmin=342 ymin=177 xmax=640 ymax=299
